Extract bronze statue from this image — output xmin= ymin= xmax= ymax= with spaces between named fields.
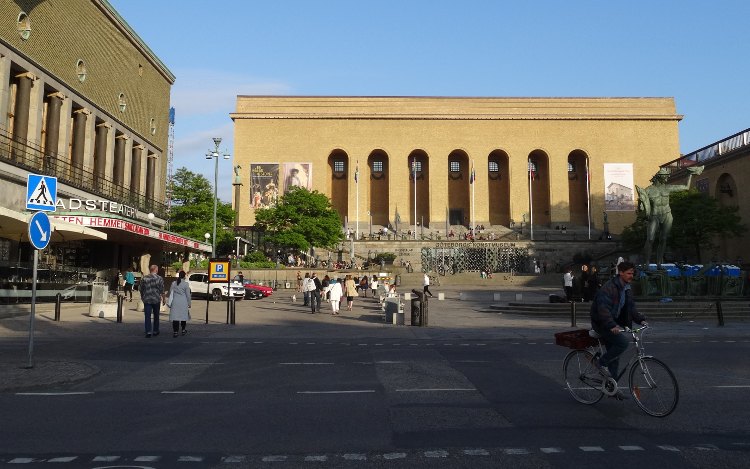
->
xmin=233 ymin=165 xmax=242 ymax=185
xmin=636 ymin=165 xmax=703 ymax=266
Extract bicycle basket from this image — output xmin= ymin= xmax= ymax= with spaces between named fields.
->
xmin=554 ymin=329 xmax=597 ymax=349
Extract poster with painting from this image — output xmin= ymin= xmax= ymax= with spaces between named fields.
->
xmin=249 ymin=163 xmax=279 ymax=208
xmin=603 ymin=163 xmax=635 ymax=211
xmin=282 ymin=162 xmax=311 ymax=193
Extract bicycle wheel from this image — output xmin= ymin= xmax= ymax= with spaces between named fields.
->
xmin=629 ymin=357 xmax=679 ymax=417
xmin=563 ymin=349 xmax=605 ymax=404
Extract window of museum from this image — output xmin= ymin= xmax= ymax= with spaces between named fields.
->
xmin=411 ymin=160 xmax=422 ymax=173
xmin=149 ymin=118 xmax=156 ymax=135
xmin=118 ymin=93 xmax=127 ymax=112
xmin=568 ymin=162 xmax=576 ymax=172
xmin=450 ymin=161 xmax=460 ymax=172
xmin=76 ymin=60 xmax=87 ymax=83
xmin=17 ymin=12 xmax=31 ymax=40
xmin=489 ymin=161 xmax=499 ymax=173
xmin=373 ymin=161 xmax=383 ymax=173
xmin=334 ymin=160 xmax=344 ymax=172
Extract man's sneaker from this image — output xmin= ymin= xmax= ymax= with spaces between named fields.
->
xmin=593 ymin=358 xmax=611 ymax=377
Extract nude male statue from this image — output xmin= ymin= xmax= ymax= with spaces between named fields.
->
xmin=636 ymin=165 xmax=703 ymax=266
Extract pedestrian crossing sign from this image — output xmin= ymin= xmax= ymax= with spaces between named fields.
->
xmin=26 ymin=174 xmax=57 ymax=212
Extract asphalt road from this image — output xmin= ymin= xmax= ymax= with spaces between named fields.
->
xmin=1 ymin=292 xmax=749 ymax=468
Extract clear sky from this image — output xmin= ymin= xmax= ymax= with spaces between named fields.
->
xmin=109 ymin=0 xmax=750 ymax=202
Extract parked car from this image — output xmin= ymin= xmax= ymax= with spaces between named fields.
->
xmin=187 ymin=273 xmax=245 ymax=301
xmin=234 ymin=276 xmax=274 ymax=297
xmin=244 ymin=287 xmax=265 ymax=300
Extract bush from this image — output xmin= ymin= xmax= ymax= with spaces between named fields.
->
xmin=373 ymin=252 xmax=397 ymax=263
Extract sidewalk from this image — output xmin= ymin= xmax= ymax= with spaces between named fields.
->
xmin=2 ymin=283 xmax=748 ymax=392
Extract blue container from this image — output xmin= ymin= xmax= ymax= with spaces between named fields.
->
xmin=705 ymin=266 xmax=722 ymax=277
xmin=724 ymin=265 xmax=741 ymax=277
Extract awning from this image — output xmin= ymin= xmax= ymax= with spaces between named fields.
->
xmin=0 ymin=206 xmax=107 ymax=242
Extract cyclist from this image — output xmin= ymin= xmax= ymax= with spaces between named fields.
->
xmin=590 ymin=261 xmax=647 ymax=398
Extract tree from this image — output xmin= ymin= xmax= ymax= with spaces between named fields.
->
xmin=254 ymin=186 xmax=344 ymax=252
xmin=667 ymin=190 xmax=746 ymax=261
xmin=168 ymin=167 xmax=235 ymax=253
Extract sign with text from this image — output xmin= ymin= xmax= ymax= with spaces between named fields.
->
xmin=208 ymin=259 xmax=231 ymax=283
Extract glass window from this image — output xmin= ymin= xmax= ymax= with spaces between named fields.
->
xmin=334 ymin=161 xmax=344 ymax=172
xmin=450 ymin=161 xmax=460 ymax=172
xmin=373 ymin=161 xmax=383 ymax=172
xmin=17 ymin=12 xmax=30 ymax=40
xmin=568 ymin=161 xmax=576 ymax=172
xmin=76 ymin=60 xmax=87 ymax=83
xmin=488 ymin=161 xmax=499 ymax=172
xmin=411 ymin=160 xmax=422 ymax=172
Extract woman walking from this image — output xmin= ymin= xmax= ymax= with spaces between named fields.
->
xmin=344 ymin=274 xmax=357 ymax=311
xmin=168 ymin=270 xmax=191 ymax=337
xmin=328 ymin=278 xmax=343 ymax=315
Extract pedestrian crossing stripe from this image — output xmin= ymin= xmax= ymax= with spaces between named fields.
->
xmin=26 ymin=174 xmax=57 ymax=212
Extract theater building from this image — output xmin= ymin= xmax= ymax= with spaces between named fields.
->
xmin=231 ymin=96 xmax=681 ymax=236
xmin=0 ymin=0 xmax=209 ymax=294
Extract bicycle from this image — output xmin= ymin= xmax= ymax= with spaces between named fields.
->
xmin=557 ymin=325 xmax=679 ymax=417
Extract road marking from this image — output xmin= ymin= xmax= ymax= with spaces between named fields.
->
xmin=222 ymin=455 xmax=246 ymax=462
xmin=170 ymin=362 xmax=223 ymax=365
xmin=134 ymin=456 xmax=160 ymax=461
xmin=711 ymin=385 xmax=750 ymax=388
xmin=396 ymin=388 xmax=476 ymax=392
xmin=540 ymin=447 xmax=564 ymax=453
xmin=8 ymin=458 xmax=40 ymax=463
xmin=620 ymin=446 xmax=644 ymax=451
xmin=343 ymin=453 xmax=367 ymax=460
xmin=16 ymin=392 xmax=93 ymax=396
xmin=424 ymin=450 xmax=449 ymax=458
xmin=456 ymin=360 xmax=490 ymax=363
xmin=253 ymin=341 xmax=264 ymax=344
xmin=280 ymin=362 xmax=334 ymax=365
xmin=382 ymin=452 xmax=407 ymax=459
xmin=297 ymin=390 xmax=376 ymax=394
xmin=178 ymin=456 xmax=204 ymax=462
xmin=658 ymin=445 xmax=681 ymax=452
xmin=161 ymin=391 xmax=234 ymax=394
xmin=463 ymin=449 xmax=490 ymax=456
xmin=580 ymin=446 xmax=604 ymax=452
xmin=376 ymin=360 xmax=404 ymax=364
xmin=91 ymin=456 xmax=120 ymax=462
xmin=262 ymin=455 xmax=287 ymax=462
xmin=47 ymin=456 xmax=78 ymax=462
xmin=305 ymin=455 xmax=328 ymax=461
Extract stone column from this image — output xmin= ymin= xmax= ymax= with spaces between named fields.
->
xmin=71 ymin=108 xmax=89 ymax=184
xmin=43 ymin=92 xmax=64 ymax=173
xmin=93 ymin=122 xmax=110 ymax=191
xmin=113 ymin=134 xmax=128 ymax=198
xmin=130 ymin=145 xmax=143 ymax=204
xmin=145 ymin=153 xmax=156 ymax=203
xmin=11 ymin=72 xmax=35 ymax=161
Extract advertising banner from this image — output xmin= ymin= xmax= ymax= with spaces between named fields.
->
xmin=603 ymin=163 xmax=635 ymax=211
xmin=282 ymin=162 xmax=312 ymax=193
xmin=249 ymin=164 xmax=279 ymax=208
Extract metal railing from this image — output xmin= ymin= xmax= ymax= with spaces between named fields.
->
xmin=0 ymin=128 xmax=168 ymax=218
xmin=662 ymin=127 xmax=750 ymax=173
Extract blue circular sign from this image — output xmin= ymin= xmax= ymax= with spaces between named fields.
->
xmin=28 ymin=211 xmax=52 ymax=250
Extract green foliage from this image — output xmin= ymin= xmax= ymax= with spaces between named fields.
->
xmin=373 ymin=252 xmax=397 ymax=263
xmin=254 ymin=187 xmax=344 ymax=251
xmin=668 ymin=190 xmax=746 ymax=261
xmin=168 ymin=167 xmax=235 ymax=253
xmin=244 ymin=251 xmax=269 ymax=263
xmin=621 ymin=211 xmax=649 ymax=253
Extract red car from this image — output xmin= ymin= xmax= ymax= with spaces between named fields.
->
xmin=235 ymin=276 xmax=273 ymax=297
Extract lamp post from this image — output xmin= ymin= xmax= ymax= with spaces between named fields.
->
xmin=204 ymin=233 xmax=210 ymax=258
xmin=206 ymin=137 xmax=230 ymax=258
xmin=234 ymin=236 xmax=241 ymax=267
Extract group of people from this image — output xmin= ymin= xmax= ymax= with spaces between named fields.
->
xmin=562 ymin=263 xmax=602 ymax=302
xmin=300 ymin=272 xmax=403 ymax=315
xmin=137 ymin=264 xmax=192 ymax=338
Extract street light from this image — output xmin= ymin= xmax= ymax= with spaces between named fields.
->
xmin=206 ymin=137 xmax=230 ymax=257
xmin=204 ymin=233 xmax=210 ymax=258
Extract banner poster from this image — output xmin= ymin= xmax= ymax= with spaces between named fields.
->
xmin=282 ymin=162 xmax=312 ymax=193
xmin=603 ymin=163 xmax=635 ymax=211
xmin=250 ymin=163 xmax=279 ymax=208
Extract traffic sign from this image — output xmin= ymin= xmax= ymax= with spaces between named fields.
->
xmin=26 ymin=174 xmax=57 ymax=212
xmin=209 ymin=259 xmax=231 ymax=282
xmin=28 ymin=211 xmax=52 ymax=250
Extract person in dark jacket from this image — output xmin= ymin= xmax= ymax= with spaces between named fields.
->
xmin=590 ymin=261 xmax=647 ymax=393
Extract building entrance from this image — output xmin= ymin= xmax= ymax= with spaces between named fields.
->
xmin=449 ymin=209 xmax=464 ymax=226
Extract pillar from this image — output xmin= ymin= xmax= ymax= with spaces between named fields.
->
xmin=11 ymin=72 xmax=35 ymax=161
xmin=43 ymin=92 xmax=64 ymax=173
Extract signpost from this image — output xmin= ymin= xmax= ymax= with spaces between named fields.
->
xmin=25 ymin=174 xmax=57 ymax=368
xmin=205 ymin=259 xmax=232 ymax=324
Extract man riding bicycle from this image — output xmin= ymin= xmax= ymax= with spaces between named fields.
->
xmin=590 ymin=261 xmax=647 ymax=398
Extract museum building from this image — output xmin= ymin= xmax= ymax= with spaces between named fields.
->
xmin=0 ymin=0 xmax=209 ymax=294
xmin=231 ymin=96 xmax=682 ymax=237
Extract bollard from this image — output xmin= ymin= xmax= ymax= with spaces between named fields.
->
xmin=226 ymin=298 xmax=230 ymax=324
xmin=54 ymin=293 xmax=62 ymax=321
xmin=716 ymin=300 xmax=725 ymax=327
xmin=116 ymin=294 xmax=123 ymax=323
xmin=230 ymin=298 xmax=236 ymax=325
xmin=570 ymin=300 xmax=576 ymax=327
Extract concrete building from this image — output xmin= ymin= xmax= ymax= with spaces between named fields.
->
xmin=231 ymin=96 xmax=682 ymax=237
xmin=0 ymin=0 xmax=209 ymax=294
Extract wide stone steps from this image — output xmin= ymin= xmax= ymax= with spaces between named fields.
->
xmin=490 ymin=300 xmax=750 ymax=320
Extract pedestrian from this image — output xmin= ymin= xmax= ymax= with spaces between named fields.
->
xmin=590 ymin=261 xmax=647 ymax=399
xmin=296 ymin=271 xmax=303 ymax=291
xmin=328 ymin=278 xmax=343 ymax=315
xmin=123 ymin=266 xmax=136 ymax=302
xmin=237 ymin=271 xmax=244 ymax=284
xmin=140 ymin=264 xmax=165 ymax=338
xmin=309 ymin=272 xmax=322 ymax=313
xmin=563 ymin=268 xmax=574 ymax=302
xmin=344 ymin=274 xmax=357 ymax=311
xmin=370 ymin=275 xmax=378 ymax=298
xmin=322 ymin=274 xmax=331 ymax=301
xmin=359 ymin=275 xmax=369 ymax=297
xmin=423 ymin=272 xmax=434 ymax=297
xmin=302 ymin=273 xmax=311 ymax=306
xmin=588 ymin=266 xmax=601 ymax=300
xmin=167 ymin=270 xmax=191 ymax=337
xmin=580 ymin=264 xmax=590 ymax=302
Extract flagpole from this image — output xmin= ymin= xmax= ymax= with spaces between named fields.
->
xmin=413 ymin=157 xmax=417 ymax=240
xmin=471 ymin=160 xmax=475 ymax=235
xmin=528 ymin=159 xmax=534 ymax=241
xmin=585 ymin=157 xmax=591 ymax=240
xmin=355 ymin=161 xmax=359 ymax=241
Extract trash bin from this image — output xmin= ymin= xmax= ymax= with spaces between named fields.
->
xmin=410 ymin=289 xmax=428 ymax=326
xmin=395 ymin=274 xmax=401 ymax=286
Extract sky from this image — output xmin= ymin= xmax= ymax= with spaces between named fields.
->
xmin=109 ymin=0 xmax=750 ymax=202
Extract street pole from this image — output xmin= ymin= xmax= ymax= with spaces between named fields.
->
xmin=212 ymin=153 xmax=218 ymax=257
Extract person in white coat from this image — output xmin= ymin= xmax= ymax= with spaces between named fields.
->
xmin=168 ymin=271 xmax=191 ymax=337
xmin=328 ymin=278 xmax=343 ymax=315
